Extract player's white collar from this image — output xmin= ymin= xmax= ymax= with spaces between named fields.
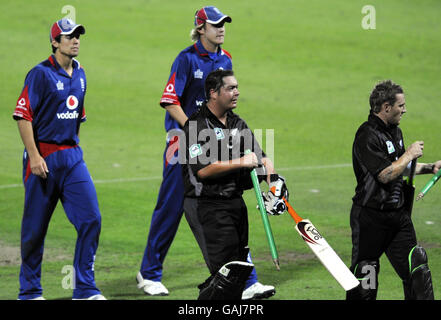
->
xmin=72 ymin=58 xmax=81 ymax=69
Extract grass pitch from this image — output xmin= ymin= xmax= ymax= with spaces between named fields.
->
xmin=1 ymin=0 xmax=440 ymax=301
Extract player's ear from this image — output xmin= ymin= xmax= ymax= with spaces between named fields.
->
xmin=51 ymin=39 xmax=59 ymax=49
xmin=198 ymin=24 xmax=206 ymax=36
xmin=209 ymin=88 xmax=217 ymax=100
xmin=382 ymin=102 xmax=391 ymax=113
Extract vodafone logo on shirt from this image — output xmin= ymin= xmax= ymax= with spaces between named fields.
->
xmin=13 ymin=86 xmax=34 ymax=121
xmin=17 ymin=97 xmax=26 ymax=107
xmin=57 ymin=95 xmax=79 ymax=119
xmin=160 ymin=73 xmax=180 ymax=106
xmin=166 ymin=83 xmax=174 ymax=93
xmin=66 ymin=95 xmax=79 ymax=110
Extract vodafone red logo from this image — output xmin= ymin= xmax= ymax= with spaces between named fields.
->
xmin=160 ymin=73 xmax=179 ymax=105
xmin=164 ymin=73 xmax=177 ymax=95
xmin=66 ymin=95 xmax=79 ymax=110
xmin=166 ymin=83 xmax=174 ymax=93
xmin=17 ymin=98 xmax=26 ymax=106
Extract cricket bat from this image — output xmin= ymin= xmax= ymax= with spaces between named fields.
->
xmin=283 ymin=197 xmax=360 ymax=291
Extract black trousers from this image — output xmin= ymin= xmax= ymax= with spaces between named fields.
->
xmin=349 ymin=204 xmax=417 ymax=280
xmin=184 ymin=197 xmax=249 ymax=275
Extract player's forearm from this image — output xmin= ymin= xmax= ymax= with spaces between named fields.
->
xmin=197 ymin=152 xmax=259 ymax=180
xmin=165 ymin=104 xmax=188 ymax=128
xmin=261 ymin=157 xmax=276 ymax=184
xmin=17 ymin=119 xmax=40 ymax=159
xmin=377 ymin=151 xmax=413 ymax=184
xmin=416 ymin=163 xmax=436 ymax=175
xmin=197 ymin=160 xmax=242 ymax=180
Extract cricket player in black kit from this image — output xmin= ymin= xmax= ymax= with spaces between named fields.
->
xmin=181 ymin=70 xmax=288 ymax=299
xmin=347 ymin=80 xmax=441 ymax=300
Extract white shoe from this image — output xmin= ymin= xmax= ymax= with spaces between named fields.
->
xmin=73 ymin=294 xmax=107 ymax=300
xmin=242 ymin=282 xmax=275 ymax=300
xmin=136 ymin=272 xmax=169 ymax=296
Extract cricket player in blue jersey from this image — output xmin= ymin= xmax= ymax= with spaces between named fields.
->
xmin=13 ymin=18 xmax=105 ymax=300
xmin=137 ymin=6 xmax=275 ymax=299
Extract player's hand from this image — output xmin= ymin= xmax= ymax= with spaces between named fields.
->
xmin=407 ymin=141 xmax=424 ymax=160
xmin=262 ymin=174 xmax=289 ymax=215
xmin=433 ymin=160 xmax=441 ymax=174
xmin=261 ymin=191 xmax=286 ymax=215
xmin=269 ymin=174 xmax=289 ymax=199
xmin=241 ymin=152 xmax=258 ymax=169
xmin=30 ymin=155 xmax=49 ymax=179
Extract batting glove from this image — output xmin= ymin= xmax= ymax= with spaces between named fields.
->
xmin=261 ymin=191 xmax=286 ymax=215
xmin=262 ymin=174 xmax=289 ymax=215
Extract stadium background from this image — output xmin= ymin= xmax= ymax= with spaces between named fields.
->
xmin=0 ymin=0 xmax=440 ymax=300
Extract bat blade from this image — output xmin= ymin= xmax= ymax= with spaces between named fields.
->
xmin=295 ymin=219 xmax=360 ymax=291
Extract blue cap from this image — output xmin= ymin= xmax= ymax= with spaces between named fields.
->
xmin=50 ymin=18 xmax=85 ymax=42
xmin=194 ymin=6 xmax=232 ymax=27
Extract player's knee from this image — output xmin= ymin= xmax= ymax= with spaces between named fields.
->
xmin=347 ymin=260 xmax=379 ymax=300
xmin=403 ymin=245 xmax=434 ymax=300
xmin=76 ymin=210 xmax=101 ymax=236
xmin=409 ymin=245 xmax=428 ymax=271
xmin=86 ymin=209 xmax=101 ymax=227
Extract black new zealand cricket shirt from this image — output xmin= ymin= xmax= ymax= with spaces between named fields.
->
xmin=352 ymin=112 xmax=406 ymax=210
xmin=182 ymin=103 xmax=265 ymax=199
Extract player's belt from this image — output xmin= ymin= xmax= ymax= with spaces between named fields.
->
xmin=24 ymin=142 xmax=78 ymax=182
xmin=38 ymin=142 xmax=78 ymax=158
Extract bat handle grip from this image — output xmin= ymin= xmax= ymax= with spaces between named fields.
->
xmin=283 ymin=197 xmax=303 ymax=224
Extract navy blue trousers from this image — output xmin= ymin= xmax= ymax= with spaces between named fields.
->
xmin=19 ymin=145 xmax=101 ymax=299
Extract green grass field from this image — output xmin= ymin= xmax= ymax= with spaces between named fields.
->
xmin=1 ymin=0 xmax=441 ymax=301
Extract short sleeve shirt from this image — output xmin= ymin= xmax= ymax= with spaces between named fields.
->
xmin=352 ymin=112 xmax=406 ymax=210
xmin=182 ymin=103 xmax=266 ymax=199
xmin=159 ymin=40 xmax=233 ymax=132
xmin=12 ymin=55 xmax=86 ymax=145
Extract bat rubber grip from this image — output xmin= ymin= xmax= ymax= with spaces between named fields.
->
xmin=283 ymin=197 xmax=303 ymax=224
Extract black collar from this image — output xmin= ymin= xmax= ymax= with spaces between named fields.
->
xmin=201 ymin=102 xmax=236 ymax=128
xmin=368 ymin=111 xmax=398 ymax=135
